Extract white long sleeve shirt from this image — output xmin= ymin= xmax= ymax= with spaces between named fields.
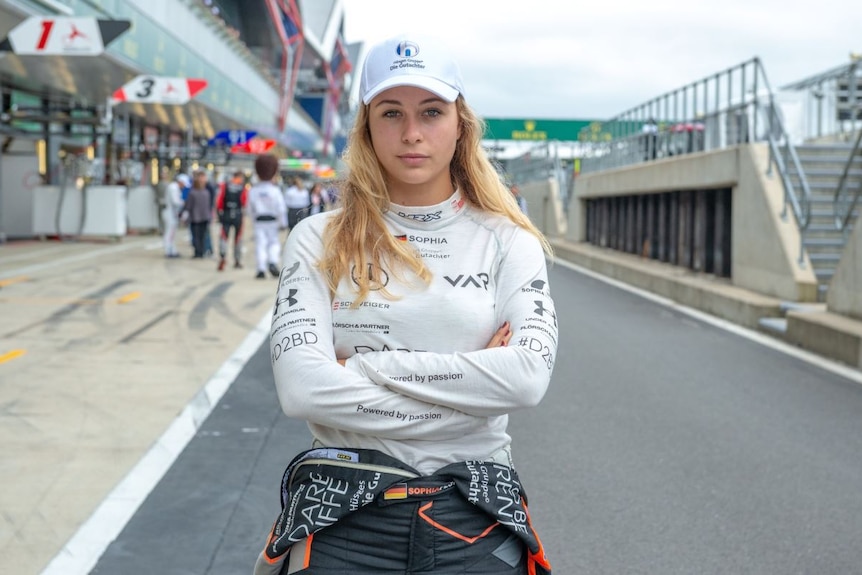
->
xmin=283 ymin=184 xmax=311 ymax=210
xmin=162 ymin=181 xmax=184 ymax=221
xmin=248 ymin=181 xmax=287 ymax=226
xmin=270 ymin=190 xmax=557 ymax=474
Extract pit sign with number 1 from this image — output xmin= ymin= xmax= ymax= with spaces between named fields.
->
xmin=0 ymin=17 xmax=130 ymax=56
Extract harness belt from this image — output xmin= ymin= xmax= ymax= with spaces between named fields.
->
xmin=257 ymin=447 xmax=551 ymax=574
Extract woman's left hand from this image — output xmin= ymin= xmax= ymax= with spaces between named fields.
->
xmin=485 ymin=322 xmax=512 ymax=348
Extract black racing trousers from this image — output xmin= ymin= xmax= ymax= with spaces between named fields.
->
xmin=218 ymin=216 xmax=243 ymax=262
xmin=282 ymin=478 xmax=526 ymax=574
xmin=190 ymin=221 xmax=209 ymax=257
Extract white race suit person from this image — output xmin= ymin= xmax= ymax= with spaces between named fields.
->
xmin=247 ymin=154 xmax=287 ymax=278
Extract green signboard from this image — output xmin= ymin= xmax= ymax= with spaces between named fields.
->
xmin=483 ymin=118 xmax=627 ymax=143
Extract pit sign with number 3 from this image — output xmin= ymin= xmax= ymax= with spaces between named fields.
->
xmin=112 ymin=76 xmax=208 ymax=105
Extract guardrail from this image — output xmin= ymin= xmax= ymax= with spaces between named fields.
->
xmin=781 ymin=57 xmax=862 ymax=235
xmin=834 ymin=127 xmax=862 ymax=231
xmin=505 ymin=140 xmax=573 ymax=208
xmin=580 ymin=57 xmax=813 ymax=264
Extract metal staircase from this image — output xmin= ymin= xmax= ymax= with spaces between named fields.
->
xmin=787 ymin=142 xmax=861 ymax=299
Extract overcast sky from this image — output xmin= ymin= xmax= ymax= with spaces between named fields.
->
xmin=341 ymin=0 xmax=861 ymax=121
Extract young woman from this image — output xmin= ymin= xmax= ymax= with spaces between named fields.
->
xmin=257 ymin=34 xmax=557 ymax=575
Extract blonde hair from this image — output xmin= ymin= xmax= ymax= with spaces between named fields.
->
xmin=319 ymin=96 xmax=552 ymax=303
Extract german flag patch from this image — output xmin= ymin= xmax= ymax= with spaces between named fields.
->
xmin=383 ymin=483 xmax=408 ymax=500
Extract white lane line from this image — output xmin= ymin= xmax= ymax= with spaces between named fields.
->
xmin=40 ymin=310 xmax=273 ymax=575
xmin=553 ymin=257 xmax=862 ymax=385
xmin=0 ymin=241 xmax=162 ymax=280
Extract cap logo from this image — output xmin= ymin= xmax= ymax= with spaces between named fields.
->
xmin=396 ymin=41 xmax=420 ymax=58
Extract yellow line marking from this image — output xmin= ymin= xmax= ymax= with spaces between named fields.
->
xmin=0 ymin=349 xmax=26 ymax=364
xmin=0 ymin=276 xmax=28 ymax=288
xmin=117 ymin=291 xmax=141 ymax=304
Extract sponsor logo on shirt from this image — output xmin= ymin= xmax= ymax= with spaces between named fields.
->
xmin=332 ymin=322 xmax=390 ymax=334
xmin=522 ymin=320 xmax=558 ymax=344
xmin=273 ymin=316 xmax=317 ymax=332
xmin=274 ymin=288 xmax=298 ymax=312
xmin=393 ymin=234 xmax=451 ymax=259
xmin=280 ymin=262 xmax=311 ymax=287
xmin=278 ymin=262 xmax=311 ymax=287
xmin=350 ymin=264 xmax=390 ymax=289
xmin=271 ymin=330 xmax=319 ymax=361
xmin=396 ymin=210 xmax=442 ymax=223
xmin=444 ymin=273 xmax=490 ymax=290
xmin=383 ymin=482 xmax=455 ymax=500
xmin=272 ymin=287 xmax=307 ymax=323
xmin=332 ymin=300 xmax=391 ymax=311
xmin=384 ymin=483 xmax=408 ymax=500
xmin=515 ymin=336 xmax=555 ymax=370
xmin=354 ymin=345 xmax=424 ymax=353
xmin=393 ymin=233 xmax=448 ymax=245
xmin=533 ymin=300 xmax=557 ymax=327
xmin=520 ymin=279 xmax=549 ymax=295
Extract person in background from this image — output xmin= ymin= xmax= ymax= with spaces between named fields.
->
xmin=256 ymin=33 xmax=555 ymax=575
xmin=179 ymin=172 xmax=193 ymax=246
xmin=308 ymin=182 xmax=324 ymax=216
xmin=283 ymin=176 xmax=310 ymax=231
xmin=161 ymin=172 xmax=188 ymax=258
xmin=216 ymin=170 xmax=248 ymax=270
xmin=180 ymin=173 xmax=191 ymax=203
xmin=248 ymin=154 xmax=287 ymax=279
xmin=642 ymin=117 xmax=658 ymax=161
xmin=511 ymin=183 xmax=529 ymax=216
xmin=203 ymin=170 xmax=218 ymax=257
xmin=155 ymin=167 xmax=170 ymax=231
xmin=322 ymin=183 xmax=339 ymax=211
xmin=182 ymin=170 xmax=212 ymax=259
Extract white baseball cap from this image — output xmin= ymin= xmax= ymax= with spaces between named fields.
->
xmin=176 ymin=173 xmax=191 ymax=187
xmin=360 ymin=34 xmax=465 ymax=105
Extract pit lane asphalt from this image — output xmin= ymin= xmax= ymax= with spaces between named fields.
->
xmin=3 ymin=235 xmax=862 ymax=574
xmin=96 ymin=261 xmax=862 ymax=575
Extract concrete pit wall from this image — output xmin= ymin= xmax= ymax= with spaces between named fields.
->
xmin=0 ymin=141 xmax=40 ymax=240
xmin=733 ymin=145 xmax=818 ymax=302
xmin=567 ymin=143 xmax=818 ymax=302
xmin=827 ymin=220 xmax=862 ymax=320
xmin=519 ymin=178 xmax=567 ymax=239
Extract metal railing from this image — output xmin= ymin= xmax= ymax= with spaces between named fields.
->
xmin=781 ymin=57 xmax=862 ymax=143
xmin=833 ymin=128 xmax=862 ymax=231
xmin=782 ymin=57 xmax=862 ymax=234
xmin=580 ymin=57 xmax=813 ymax=262
xmin=506 ymin=141 xmax=573 ymax=208
xmin=783 ymin=55 xmax=862 ymax=236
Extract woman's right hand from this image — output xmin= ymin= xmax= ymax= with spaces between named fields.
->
xmin=486 ymin=322 xmax=512 ymax=348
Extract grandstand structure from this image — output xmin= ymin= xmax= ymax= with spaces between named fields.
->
xmin=0 ymin=0 xmax=358 ymax=239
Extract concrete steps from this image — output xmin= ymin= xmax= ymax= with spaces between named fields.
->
xmin=787 ymin=143 xmax=861 ymax=300
xmin=758 ymin=301 xmax=827 ymax=336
